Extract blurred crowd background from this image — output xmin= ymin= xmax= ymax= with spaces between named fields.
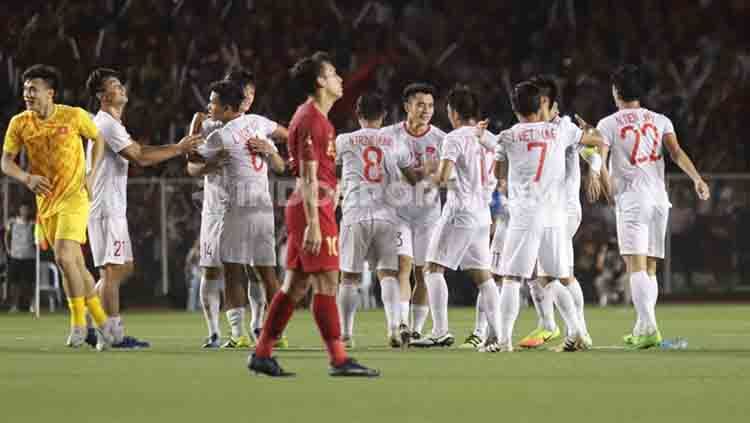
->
xmin=1 ymin=0 xmax=749 ymax=309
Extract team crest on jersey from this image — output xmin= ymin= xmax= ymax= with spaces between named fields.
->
xmin=57 ymin=126 xmax=69 ymax=135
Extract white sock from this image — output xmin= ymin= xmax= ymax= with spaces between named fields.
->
xmin=225 ymin=307 xmax=245 ymax=339
xmin=424 ymin=272 xmax=449 ymax=337
xmin=380 ymin=276 xmax=401 ymax=335
xmin=399 ymin=301 xmax=410 ymax=326
xmin=566 ymin=278 xmax=588 ymax=335
xmin=528 ymin=279 xmax=557 ymax=331
xmin=247 ymin=282 xmax=266 ymax=336
xmin=337 ymin=282 xmax=360 ymax=337
xmin=648 ymin=275 xmax=659 ymax=308
xmin=411 ymin=304 xmax=429 ymax=334
xmin=629 ymin=271 xmax=656 ymax=335
xmin=199 ymin=277 xmax=222 ymax=337
xmin=477 ymin=280 xmax=501 ymax=341
xmin=474 ymin=292 xmax=488 ymax=338
xmin=547 ymin=280 xmax=581 ymax=337
xmin=499 ymin=280 xmax=521 ymax=344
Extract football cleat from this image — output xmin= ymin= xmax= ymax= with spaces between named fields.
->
xmin=96 ymin=319 xmax=116 ymax=351
xmin=478 ymin=338 xmax=513 ymax=353
xmin=329 ymin=358 xmax=380 ymax=378
xmin=458 ymin=333 xmax=484 ymax=350
xmin=221 ymin=335 xmax=252 ymax=349
xmin=202 ymin=333 xmax=221 ymax=348
xmin=627 ymin=330 xmax=663 ymax=350
xmin=66 ymin=326 xmax=87 ymax=348
xmin=518 ymin=327 xmax=561 ymax=348
xmin=409 ymin=332 xmax=455 ymax=348
xmin=112 ymin=336 xmax=151 ymax=349
xmin=398 ymin=324 xmax=411 ymax=348
xmin=389 ymin=334 xmax=402 ymax=348
xmin=274 ymin=336 xmax=289 ymax=349
xmin=410 ymin=331 xmax=422 ymax=341
xmin=623 ymin=333 xmax=636 ymax=345
xmin=248 ymin=353 xmax=295 ymax=377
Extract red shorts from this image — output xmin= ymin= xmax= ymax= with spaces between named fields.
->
xmin=285 ymin=197 xmax=339 ymax=273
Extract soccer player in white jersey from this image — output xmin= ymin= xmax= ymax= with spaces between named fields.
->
xmin=410 ymin=85 xmax=500 ymax=348
xmin=84 ymin=68 xmax=203 ymax=348
xmin=517 ymin=75 xmax=602 ymax=349
xmin=192 ymin=80 xmax=286 ymax=349
xmin=380 ymin=83 xmax=446 ymax=340
xmin=188 ymin=71 xmax=288 ymax=348
xmin=594 ymin=65 xmax=709 ymax=349
xmin=336 ymin=92 xmax=418 ymax=348
xmin=494 ymin=82 xmax=603 ymax=352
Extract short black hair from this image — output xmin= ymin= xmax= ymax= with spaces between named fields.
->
xmin=402 ymin=82 xmax=436 ymax=103
xmin=511 ymin=82 xmax=542 ymax=116
xmin=22 ymin=64 xmax=62 ymax=95
xmin=209 ymin=80 xmax=245 ymax=111
xmin=290 ymin=51 xmax=333 ymax=97
xmin=446 ymin=84 xmax=480 ymax=120
xmin=86 ymin=67 xmax=120 ymax=98
xmin=355 ymin=92 xmax=386 ymax=121
xmin=611 ymin=64 xmax=644 ymax=102
xmin=224 ymin=69 xmax=256 ymax=89
xmin=529 ymin=74 xmax=558 ymax=105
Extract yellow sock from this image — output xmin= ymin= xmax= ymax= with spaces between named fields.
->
xmin=68 ymin=297 xmax=86 ymax=328
xmin=85 ymin=296 xmax=108 ymax=327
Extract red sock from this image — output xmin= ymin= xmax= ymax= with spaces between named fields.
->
xmin=312 ymin=294 xmax=348 ymax=366
xmin=255 ymin=291 xmax=295 ymax=358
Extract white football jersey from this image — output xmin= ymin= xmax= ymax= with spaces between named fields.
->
xmin=497 ymin=118 xmax=582 ymax=228
xmin=596 ymin=108 xmax=673 ymax=206
xmin=200 ymin=114 xmax=278 ymax=210
xmin=382 ymin=122 xmax=446 ymax=223
xmin=198 ymin=118 xmax=227 ymax=216
xmin=89 ymin=111 xmax=133 ymax=218
xmin=336 ymin=127 xmax=413 ymax=224
xmin=441 ymin=125 xmax=495 ymax=227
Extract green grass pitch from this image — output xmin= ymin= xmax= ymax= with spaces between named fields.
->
xmin=2 ymin=305 xmax=750 ymax=423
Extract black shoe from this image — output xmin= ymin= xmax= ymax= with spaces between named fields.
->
xmin=329 ymin=358 xmax=380 ymax=378
xmin=85 ymin=327 xmax=98 ymax=348
xmin=247 ymin=353 xmax=295 ymax=377
xmin=411 ymin=331 xmax=422 ymax=341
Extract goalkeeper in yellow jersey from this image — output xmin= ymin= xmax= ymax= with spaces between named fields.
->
xmin=1 ymin=64 xmax=114 ymax=348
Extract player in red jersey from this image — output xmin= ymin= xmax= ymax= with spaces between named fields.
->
xmin=248 ymin=52 xmax=379 ymax=378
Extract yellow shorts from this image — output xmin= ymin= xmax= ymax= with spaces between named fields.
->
xmin=38 ymin=195 xmax=90 ymax=246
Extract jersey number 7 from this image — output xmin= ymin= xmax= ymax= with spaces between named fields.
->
xmin=528 ymin=142 xmax=547 ymax=182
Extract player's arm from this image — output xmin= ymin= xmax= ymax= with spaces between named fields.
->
xmin=3 ymin=222 xmax=11 ymax=253
xmin=663 ymin=133 xmax=710 ymax=200
xmin=575 ymin=114 xmax=605 ymax=148
xmin=300 ymin=155 xmax=322 ymax=255
xmin=88 ymin=133 xmax=106 ymax=191
xmin=270 ymin=125 xmax=289 ymax=144
xmin=429 ymin=159 xmax=454 ymax=186
xmin=119 ymin=134 xmax=203 ymax=167
xmin=1 ymin=150 xmax=52 ymax=196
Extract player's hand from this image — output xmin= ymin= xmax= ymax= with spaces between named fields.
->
xmin=475 ymin=119 xmax=489 ymax=138
xmin=586 ymin=173 xmax=602 ymax=203
xmin=25 ymin=174 xmax=52 ymax=196
xmin=575 ymin=114 xmax=593 ymax=131
xmin=177 ymin=134 xmax=204 ymax=154
xmin=423 ymin=157 xmax=439 ymax=176
xmin=247 ymin=137 xmax=274 ymax=155
xmin=303 ymin=222 xmax=322 ymax=256
xmin=85 ymin=173 xmax=94 ymax=199
xmin=695 ymin=179 xmax=710 ymax=200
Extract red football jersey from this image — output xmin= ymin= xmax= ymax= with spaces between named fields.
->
xmin=287 ymin=99 xmax=338 ymax=194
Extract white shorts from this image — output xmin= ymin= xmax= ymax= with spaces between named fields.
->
xmin=221 ymin=207 xmax=276 ymax=266
xmin=490 ymin=218 xmax=508 ymax=276
xmin=199 ymin=209 xmax=276 ymax=267
xmin=566 ymin=210 xmax=582 ymax=269
xmin=425 ymin=217 xmax=491 ymax=271
xmin=339 ymin=219 xmax=399 ymax=273
xmin=500 ymin=224 xmax=570 ymax=279
xmin=395 ymin=219 xmax=434 ymax=266
xmin=616 ymin=199 xmax=669 ymax=259
xmin=88 ymin=216 xmax=133 ymax=267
